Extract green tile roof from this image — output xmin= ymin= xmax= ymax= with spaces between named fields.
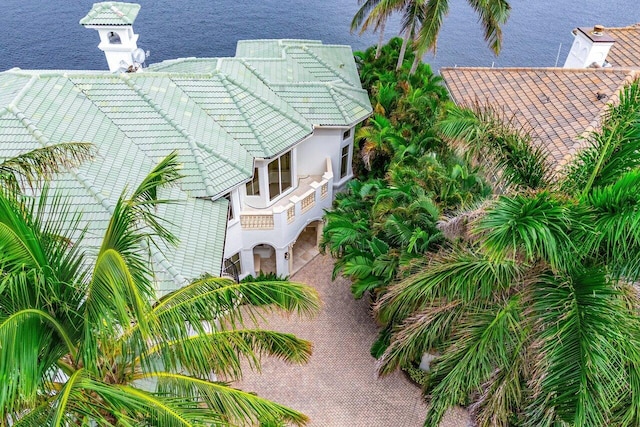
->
xmin=143 ymin=66 xmax=312 ymax=157
xmin=80 ymin=2 xmax=140 ymax=26
xmin=0 ymin=84 xmax=227 ymax=292
xmin=150 ymin=39 xmax=372 ymax=127
xmin=0 ymin=71 xmax=237 ymax=289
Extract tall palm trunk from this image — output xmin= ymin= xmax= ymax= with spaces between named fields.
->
xmin=396 ymin=30 xmax=411 ymax=70
xmin=375 ymin=19 xmax=387 ymax=59
xmin=409 ymin=47 xmax=422 ymax=74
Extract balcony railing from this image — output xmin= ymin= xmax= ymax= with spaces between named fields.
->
xmin=239 ymin=157 xmax=334 ymax=231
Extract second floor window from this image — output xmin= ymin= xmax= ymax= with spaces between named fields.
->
xmin=246 ymin=168 xmax=260 ymax=196
xmin=340 ymin=145 xmax=349 ymax=178
xmin=268 ymin=151 xmax=292 ymax=200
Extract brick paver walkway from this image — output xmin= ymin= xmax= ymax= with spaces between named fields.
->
xmin=234 ymin=254 xmax=471 ymax=427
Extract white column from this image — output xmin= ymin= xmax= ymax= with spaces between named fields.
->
xmin=275 ymin=246 xmax=290 ymax=277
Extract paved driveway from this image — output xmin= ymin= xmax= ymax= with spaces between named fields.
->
xmin=234 ymin=254 xmax=470 ymax=427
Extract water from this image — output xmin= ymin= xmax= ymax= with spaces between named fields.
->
xmin=0 ymin=0 xmax=638 ymax=72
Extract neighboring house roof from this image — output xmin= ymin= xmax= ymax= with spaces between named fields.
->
xmin=0 ymin=39 xmax=371 ymax=292
xmin=603 ymin=24 xmax=640 ymax=69
xmin=441 ymin=67 xmax=637 ymax=170
xmin=150 ymin=39 xmax=371 ymax=127
xmin=79 ymin=2 xmax=140 ymax=26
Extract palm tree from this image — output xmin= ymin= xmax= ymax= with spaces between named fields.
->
xmin=374 ymin=81 xmax=640 ymax=426
xmin=351 ymin=0 xmax=401 ymax=59
xmin=352 ymin=0 xmax=511 ymax=74
xmin=395 ymin=0 xmax=426 ymax=70
xmin=355 ymin=114 xmax=405 ymax=173
xmin=409 ymin=0 xmax=511 ymax=74
xmin=0 ymin=152 xmax=321 ymax=426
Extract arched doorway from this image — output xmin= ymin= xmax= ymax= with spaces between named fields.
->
xmin=252 ymin=244 xmax=276 ymax=275
xmin=291 ymin=220 xmax=323 ymax=274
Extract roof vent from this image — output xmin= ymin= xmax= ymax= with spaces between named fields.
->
xmin=592 ymin=25 xmax=605 ymax=36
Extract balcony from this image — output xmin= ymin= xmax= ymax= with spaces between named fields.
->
xmin=239 ymin=158 xmax=333 ymax=232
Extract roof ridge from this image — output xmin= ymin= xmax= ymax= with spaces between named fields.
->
xmin=330 ymin=83 xmax=372 ymax=112
xmin=7 ymin=103 xmax=51 ymax=150
xmin=223 ymin=72 xmax=312 ymax=133
xmin=7 ymin=103 xmax=117 ymax=216
xmin=218 ymin=74 xmax=272 ymax=157
xmin=576 ymin=70 xmax=640 ymax=147
xmin=71 ymin=165 xmax=188 ymax=287
xmin=327 ymin=86 xmax=351 ymax=123
xmin=80 ymin=2 xmax=140 ymax=26
xmin=239 ymin=58 xmax=272 ymax=86
xmin=119 ymin=74 xmax=227 ymax=197
xmin=441 ymin=66 xmax=635 ymax=73
xmin=605 ymin=23 xmax=640 ymax=31
xmin=6 ymin=74 xmax=38 ymax=109
xmin=293 ymin=45 xmax=352 ymax=86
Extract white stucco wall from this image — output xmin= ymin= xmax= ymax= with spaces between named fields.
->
xmin=564 ymin=31 xmax=614 ymax=68
xmin=222 ymin=125 xmax=353 ymax=278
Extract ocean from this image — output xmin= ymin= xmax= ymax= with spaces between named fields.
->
xmin=0 ymin=0 xmax=638 ymax=72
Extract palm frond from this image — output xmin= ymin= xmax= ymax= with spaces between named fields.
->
xmin=581 ymin=169 xmax=640 ymax=280
xmin=0 ymin=309 xmax=75 ymax=419
xmin=475 ymin=192 xmax=580 ymax=270
xmin=415 ymin=0 xmax=449 ymax=54
xmin=439 ymin=104 xmax=552 ymax=191
xmin=465 ymin=0 xmax=511 ymax=54
xmin=0 ymin=192 xmax=47 ymax=273
xmin=0 ymin=142 xmax=94 ymax=195
xmin=49 ymin=370 xmax=214 ymax=427
xmin=424 ymin=297 xmax=524 ymax=426
xmin=143 ymin=372 xmax=309 ymax=426
xmin=563 ymin=79 xmax=640 ymax=195
xmin=377 ymin=299 xmax=465 ymax=375
xmin=138 ymin=329 xmax=312 ymax=381
xmin=121 ymin=278 xmax=319 ymax=354
xmin=525 ymin=269 xmax=640 ymax=426
xmin=375 ymin=246 xmax=521 ymax=325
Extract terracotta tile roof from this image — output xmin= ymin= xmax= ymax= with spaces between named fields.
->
xmin=441 ymin=67 xmax=637 ymax=170
xmin=605 ymin=24 xmax=640 ymax=69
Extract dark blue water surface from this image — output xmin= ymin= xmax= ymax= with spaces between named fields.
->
xmin=0 ymin=0 xmax=638 ymax=72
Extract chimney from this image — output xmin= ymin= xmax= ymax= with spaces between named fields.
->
xmin=563 ymin=25 xmax=615 ymax=68
xmin=80 ymin=2 xmax=142 ymax=72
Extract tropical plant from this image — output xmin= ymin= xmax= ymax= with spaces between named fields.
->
xmin=410 ymin=0 xmax=511 ymax=74
xmin=0 ymin=152 xmax=321 ymax=426
xmin=356 ymin=114 xmax=403 ymax=173
xmin=324 ymin=41 xmax=489 ymax=302
xmin=0 ymin=142 xmax=94 ymax=195
xmin=351 ymin=0 xmax=402 ymax=59
xmin=351 ymin=0 xmax=511 ymax=74
xmin=374 ymin=81 xmax=640 ymax=426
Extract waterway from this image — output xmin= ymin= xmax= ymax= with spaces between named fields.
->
xmin=0 ymin=0 xmax=638 ymax=72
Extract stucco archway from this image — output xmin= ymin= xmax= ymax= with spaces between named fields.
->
xmin=291 ymin=220 xmax=323 ymax=275
xmin=252 ymin=244 xmax=277 ymax=275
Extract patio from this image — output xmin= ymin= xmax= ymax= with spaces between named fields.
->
xmin=233 ymin=254 xmax=471 ymax=426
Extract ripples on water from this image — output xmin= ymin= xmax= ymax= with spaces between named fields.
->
xmin=0 ymin=0 xmax=638 ymax=71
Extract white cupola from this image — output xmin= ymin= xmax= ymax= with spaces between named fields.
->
xmin=80 ymin=2 xmax=142 ymax=72
xmin=563 ymin=25 xmax=615 ymax=69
